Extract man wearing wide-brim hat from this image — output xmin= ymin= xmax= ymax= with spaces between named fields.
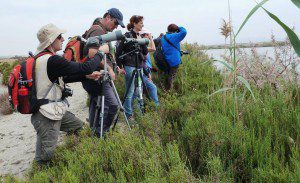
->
xmin=31 ymin=23 xmax=103 ymax=164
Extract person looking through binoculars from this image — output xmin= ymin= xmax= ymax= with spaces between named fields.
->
xmin=161 ymin=24 xmax=187 ymax=90
xmin=139 ymin=28 xmax=159 ymax=106
xmin=81 ymin=8 xmax=126 ymax=137
xmin=115 ymin=15 xmax=149 ymax=120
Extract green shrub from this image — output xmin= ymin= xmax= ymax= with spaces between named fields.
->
xmin=0 ymin=60 xmax=19 ymax=86
xmin=26 ymin=131 xmax=196 ymax=183
xmin=11 ymin=43 xmax=299 ymax=182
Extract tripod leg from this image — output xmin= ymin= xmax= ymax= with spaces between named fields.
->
xmin=123 ymin=69 xmax=137 ymax=105
xmin=140 ymin=72 xmax=151 ymax=100
xmin=137 ymin=69 xmax=146 ymax=114
xmin=93 ymin=96 xmax=101 ymax=136
xmin=110 ymin=80 xmax=131 ymax=130
xmin=99 ymin=95 xmax=105 ymax=138
xmin=113 ymin=69 xmax=136 ymax=129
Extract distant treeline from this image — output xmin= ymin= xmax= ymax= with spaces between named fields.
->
xmin=0 ymin=56 xmax=26 ymax=60
xmin=201 ymin=41 xmax=287 ymax=50
xmin=0 ymin=41 xmax=287 ymax=59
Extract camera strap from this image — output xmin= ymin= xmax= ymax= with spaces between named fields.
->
xmin=37 ymin=81 xmax=58 ymax=107
xmin=164 ymin=35 xmax=181 ymax=54
xmin=43 ymin=82 xmax=56 ymax=99
xmin=129 ymin=31 xmax=134 ymax=38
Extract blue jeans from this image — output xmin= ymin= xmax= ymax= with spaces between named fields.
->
xmin=124 ymin=66 xmax=138 ymax=117
xmin=142 ymin=73 xmax=159 ymax=106
xmin=124 ymin=66 xmax=159 ymax=117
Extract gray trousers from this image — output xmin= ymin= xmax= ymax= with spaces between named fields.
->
xmin=166 ymin=66 xmax=179 ymax=90
xmin=89 ymin=82 xmax=119 ymax=136
xmin=31 ymin=111 xmax=83 ymax=162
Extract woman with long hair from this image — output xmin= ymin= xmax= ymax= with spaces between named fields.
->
xmin=115 ymin=15 xmax=148 ymax=120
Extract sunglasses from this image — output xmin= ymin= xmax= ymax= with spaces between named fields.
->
xmin=57 ymin=34 xmax=63 ymax=40
xmin=113 ymin=19 xmax=119 ymax=26
xmin=110 ymin=17 xmax=119 ymax=26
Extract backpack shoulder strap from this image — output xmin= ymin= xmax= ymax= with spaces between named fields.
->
xmin=32 ymin=51 xmax=54 ymax=100
xmin=86 ymin=25 xmax=100 ymax=38
xmin=164 ymin=35 xmax=181 ymax=53
xmin=34 ymin=51 xmax=54 ymax=59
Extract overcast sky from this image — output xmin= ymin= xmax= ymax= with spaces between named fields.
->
xmin=0 ymin=0 xmax=299 ymax=56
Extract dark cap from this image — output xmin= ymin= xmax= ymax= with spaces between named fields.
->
xmin=107 ymin=8 xmax=125 ymax=28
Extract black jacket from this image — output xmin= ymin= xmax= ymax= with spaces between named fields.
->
xmin=115 ymin=30 xmax=148 ymax=69
xmin=41 ymin=50 xmax=102 ymax=83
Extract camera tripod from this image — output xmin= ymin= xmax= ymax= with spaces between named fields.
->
xmin=112 ymin=47 xmax=149 ymax=129
xmin=92 ymin=54 xmax=131 ymax=138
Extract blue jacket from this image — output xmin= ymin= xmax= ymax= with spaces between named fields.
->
xmin=161 ymin=27 xmax=187 ymax=67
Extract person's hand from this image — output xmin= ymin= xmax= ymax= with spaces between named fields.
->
xmin=147 ymin=74 xmax=152 ymax=81
xmin=117 ymin=66 xmax=126 ymax=75
xmin=99 ymin=44 xmax=109 ymax=54
xmin=86 ymin=71 xmax=102 ymax=80
xmin=108 ymin=69 xmax=116 ymax=80
xmin=88 ymin=48 xmax=98 ymax=58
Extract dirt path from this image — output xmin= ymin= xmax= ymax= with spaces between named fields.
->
xmin=0 ymin=82 xmax=89 ymax=179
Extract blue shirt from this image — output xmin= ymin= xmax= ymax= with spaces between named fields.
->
xmin=161 ymin=27 xmax=187 ymax=67
xmin=145 ymin=53 xmax=152 ymax=68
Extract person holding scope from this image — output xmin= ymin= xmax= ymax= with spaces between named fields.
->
xmin=81 ymin=8 xmax=126 ymax=137
xmin=115 ymin=15 xmax=148 ymax=121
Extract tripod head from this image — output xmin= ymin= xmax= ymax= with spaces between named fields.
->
xmin=118 ymin=38 xmax=149 ymax=68
xmin=97 ymin=54 xmax=112 ymax=85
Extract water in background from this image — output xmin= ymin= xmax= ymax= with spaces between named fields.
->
xmin=205 ymin=47 xmax=300 ymax=73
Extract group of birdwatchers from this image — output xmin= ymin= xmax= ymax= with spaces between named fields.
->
xmin=28 ymin=8 xmax=187 ymax=165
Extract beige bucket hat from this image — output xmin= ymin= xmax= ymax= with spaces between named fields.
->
xmin=36 ymin=23 xmax=67 ymax=54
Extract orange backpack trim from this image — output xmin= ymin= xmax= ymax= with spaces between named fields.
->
xmin=8 ymin=65 xmax=21 ymax=108
xmin=63 ymin=36 xmax=87 ymax=63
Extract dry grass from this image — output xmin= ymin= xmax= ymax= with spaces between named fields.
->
xmin=0 ymin=92 xmax=13 ymax=115
xmin=220 ymin=34 xmax=300 ymax=89
xmin=220 ymin=19 xmax=232 ymax=40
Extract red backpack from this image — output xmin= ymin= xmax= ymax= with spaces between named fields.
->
xmin=8 ymin=51 xmax=53 ymax=114
xmin=63 ymin=36 xmax=87 ymax=62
